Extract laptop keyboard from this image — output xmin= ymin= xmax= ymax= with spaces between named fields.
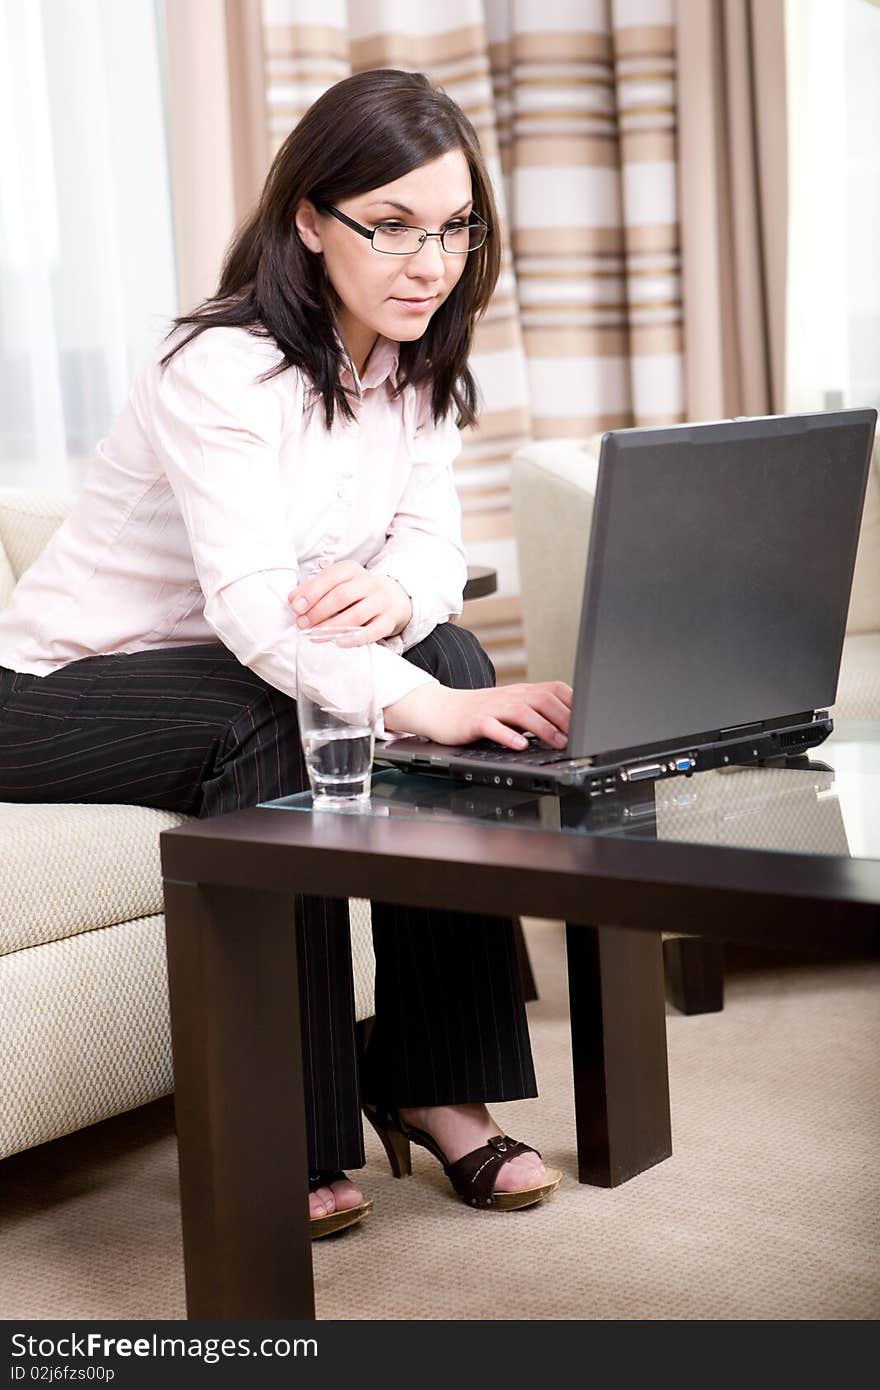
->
xmin=462 ymin=735 xmax=572 ymax=766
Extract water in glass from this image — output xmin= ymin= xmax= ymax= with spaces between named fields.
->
xmin=296 ymin=629 xmax=376 ymax=808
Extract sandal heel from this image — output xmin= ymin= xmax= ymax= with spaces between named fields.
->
xmin=380 ymin=1125 xmax=413 ymax=1179
xmin=363 ymin=1104 xmax=412 ymax=1178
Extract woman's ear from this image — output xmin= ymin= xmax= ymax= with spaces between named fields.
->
xmin=295 ymin=200 xmax=323 ymax=254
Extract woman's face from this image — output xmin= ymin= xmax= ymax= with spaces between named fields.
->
xmin=295 ymin=149 xmax=473 ymax=374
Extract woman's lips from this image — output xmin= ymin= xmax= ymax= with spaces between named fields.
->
xmin=390 ymin=296 xmax=436 ymax=311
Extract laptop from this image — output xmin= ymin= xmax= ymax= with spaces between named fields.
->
xmin=376 ymin=409 xmax=877 ymax=795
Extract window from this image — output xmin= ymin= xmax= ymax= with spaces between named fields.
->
xmin=0 ymin=0 xmax=177 ymax=488
xmin=785 ymin=0 xmax=880 ymax=413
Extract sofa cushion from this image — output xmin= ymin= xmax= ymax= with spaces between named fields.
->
xmin=0 ymin=915 xmax=174 ymax=1160
xmin=0 ymin=803 xmax=190 ymax=955
xmin=0 ymin=801 xmax=378 ymax=1018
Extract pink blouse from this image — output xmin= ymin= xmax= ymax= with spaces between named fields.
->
xmin=0 ymin=326 xmax=468 ymax=715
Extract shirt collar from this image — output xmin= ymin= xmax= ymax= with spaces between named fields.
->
xmin=338 ymin=335 xmax=400 ymax=396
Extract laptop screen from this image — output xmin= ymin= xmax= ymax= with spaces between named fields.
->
xmin=569 ymin=410 xmax=876 ymax=756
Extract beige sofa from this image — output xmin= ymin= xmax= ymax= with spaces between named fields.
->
xmin=511 ymin=432 xmax=880 ymax=720
xmin=0 ymin=488 xmax=376 ymax=1160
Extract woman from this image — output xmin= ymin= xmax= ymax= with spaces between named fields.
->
xmin=0 ymin=70 xmax=571 ymax=1236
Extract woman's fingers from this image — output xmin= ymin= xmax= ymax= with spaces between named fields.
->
xmin=331 ymin=614 xmax=395 ymax=645
xmin=479 ymin=686 xmax=572 ymax=749
xmin=397 ymin=685 xmax=572 ymax=749
xmin=502 ymin=708 xmax=567 ymax=747
xmin=526 ymin=691 xmax=571 ymax=739
xmin=310 ymin=594 xmax=380 ymax=629
xmin=296 ymin=577 xmax=368 ymax=628
xmin=505 ymin=693 xmax=569 ymax=744
xmin=525 ymin=714 xmax=568 ymax=747
xmin=359 ymin=616 xmax=397 ymax=642
xmin=305 ymin=590 xmax=397 ymax=644
xmin=289 ymin=561 xmax=359 ymax=617
xmin=545 ymin=701 xmax=571 ymax=739
xmin=522 ymin=682 xmax=573 ymax=715
xmin=291 ymin=568 xmax=407 ymax=633
xmin=481 ymin=716 xmax=532 ymax=751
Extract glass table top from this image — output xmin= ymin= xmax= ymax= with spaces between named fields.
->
xmin=259 ymin=720 xmax=880 ymax=862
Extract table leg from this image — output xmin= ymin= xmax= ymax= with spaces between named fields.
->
xmin=663 ymin=935 xmax=725 ymax=1014
xmin=565 ymin=924 xmax=672 ymax=1187
xmin=163 ymin=880 xmax=314 ymax=1319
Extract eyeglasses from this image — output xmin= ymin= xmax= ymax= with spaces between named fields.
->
xmin=317 ymin=203 xmax=490 ymax=255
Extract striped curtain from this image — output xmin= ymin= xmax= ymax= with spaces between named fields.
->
xmin=260 ymin=0 xmax=683 ymax=680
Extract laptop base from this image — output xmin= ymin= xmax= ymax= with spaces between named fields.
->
xmin=376 ymin=713 xmax=833 ymax=797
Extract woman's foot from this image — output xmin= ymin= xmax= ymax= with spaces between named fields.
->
xmin=309 ymin=1174 xmax=366 ymax=1220
xmin=397 ymin=1103 xmax=547 ymax=1195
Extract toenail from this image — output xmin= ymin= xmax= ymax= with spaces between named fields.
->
xmin=313 ymin=1203 xmax=326 ymax=1216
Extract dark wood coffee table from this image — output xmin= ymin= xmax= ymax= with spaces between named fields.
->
xmin=160 ymin=723 xmax=880 ymax=1319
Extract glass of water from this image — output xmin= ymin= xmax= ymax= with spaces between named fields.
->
xmin=296 ymin=628 xmax=377 ymax=809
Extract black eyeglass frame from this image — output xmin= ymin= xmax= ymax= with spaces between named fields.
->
xmin=316 ymin=203 xmax=490 ymax=255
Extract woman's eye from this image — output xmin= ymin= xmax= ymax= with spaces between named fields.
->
xmin=445 ymin=221 xmax=468 ymax=231
xmin=376 ymin=222 xmax=408 ymax=234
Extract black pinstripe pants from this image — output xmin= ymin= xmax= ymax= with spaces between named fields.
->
xmin=0 ymin=624 xmax=537 ymax=1170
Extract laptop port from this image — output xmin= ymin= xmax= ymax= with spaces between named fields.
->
xmin=620 ymin=762 xmax=664 ymax=783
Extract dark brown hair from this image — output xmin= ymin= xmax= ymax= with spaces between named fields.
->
xmin=160 ymin=69 xmax=502 ymax=430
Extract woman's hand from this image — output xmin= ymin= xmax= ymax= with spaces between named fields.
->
xmin=288 ymin=562 xmax=412 ymax=644
xmin=383 ymin=680 xmax=573 ymax=750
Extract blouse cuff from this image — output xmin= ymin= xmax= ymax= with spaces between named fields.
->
xmin=371 ymin=560 xmax=464 ymax=653
xmin=370 ymin=643 xmax=438 ymax=740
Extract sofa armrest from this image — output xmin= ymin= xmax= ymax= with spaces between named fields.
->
xmin=510 ymin=437 xmax=602 ymax=684
xmin=846 ymin=432 xmax=880 ymax=636
xmin=0 ymin=488 xmax=71 ymax=590
xmin=0 ymin=539 xmax=14 ymax=611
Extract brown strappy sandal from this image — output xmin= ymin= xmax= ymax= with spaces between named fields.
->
xmin=309 ymin=1169 xmax=373 ymax=1239
xmin=363 ymin=1104 xmax=562 ymax=1211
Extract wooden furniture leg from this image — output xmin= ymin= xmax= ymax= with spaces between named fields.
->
xmin=163 ymin=880 xmax=315 ymax=1320
xmin=664 ymin=936 xmax=725 ymax=1014
xmin=565 ymin=923 xmax=672 ymax=1186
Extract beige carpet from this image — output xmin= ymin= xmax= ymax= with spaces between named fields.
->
xmin=2 ymin=921 xmax=878 ymax=1321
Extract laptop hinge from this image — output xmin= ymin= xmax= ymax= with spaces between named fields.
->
xmin=718 ymin=721 xmax=763 ymax=739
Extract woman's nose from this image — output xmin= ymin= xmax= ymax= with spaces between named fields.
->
xmin=409 ymin=235 xmax=446 ymax=278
